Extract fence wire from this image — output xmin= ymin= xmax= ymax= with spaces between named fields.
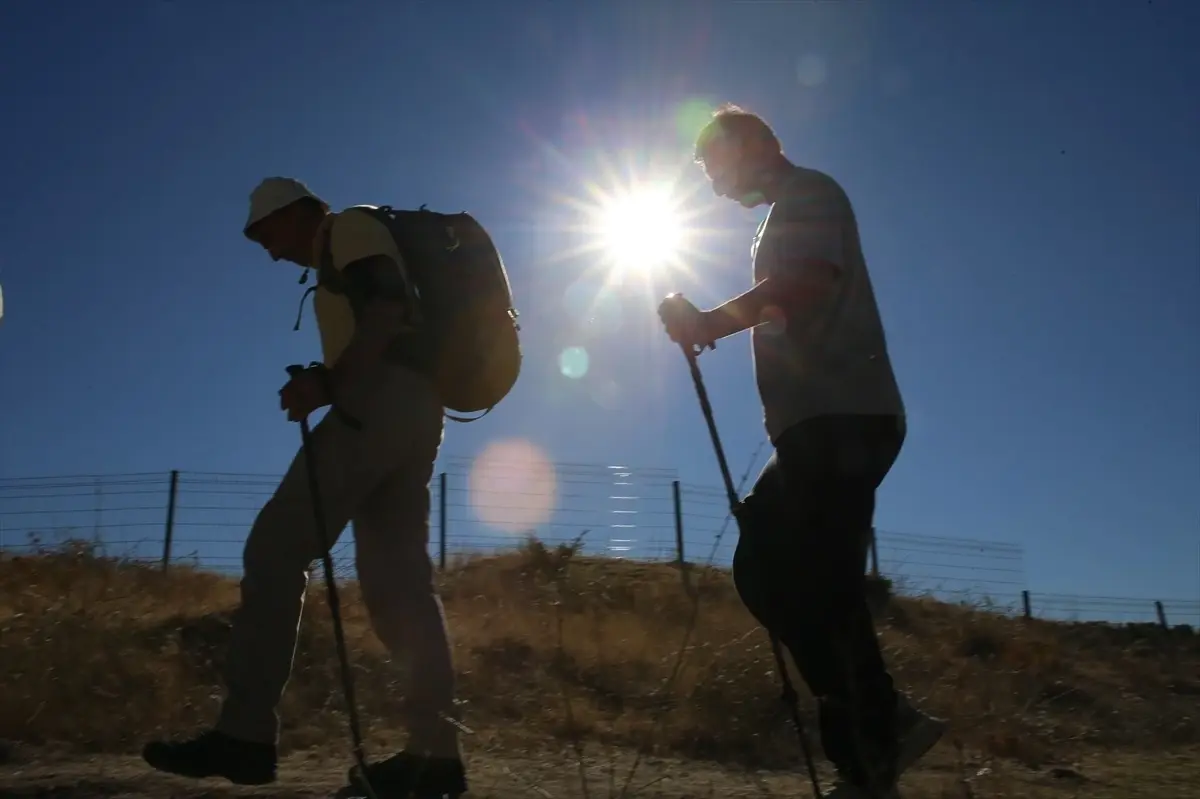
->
xmin=1 ymin=468 xmax=1196 ymax=627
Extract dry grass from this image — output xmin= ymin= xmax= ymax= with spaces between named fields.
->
xmin=1 ymin=536 xmax=1196 ymax=778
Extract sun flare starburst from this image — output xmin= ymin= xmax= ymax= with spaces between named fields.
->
xmin=550 ymin=167 xmax=726 ymax=321
xmin=592 ymin=184 xmax=687 ymax=277
xmin=520 ymin=140 xmax=730 ymax=331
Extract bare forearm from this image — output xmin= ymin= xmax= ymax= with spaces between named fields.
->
xmin=706 ymin=278 xmax=779 ymax=340
xmin=706 ymin=260 xmax=837 ymax=340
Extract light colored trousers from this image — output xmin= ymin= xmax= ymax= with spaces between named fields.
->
xmin=215 ymin=363 xmax=458 ymax=757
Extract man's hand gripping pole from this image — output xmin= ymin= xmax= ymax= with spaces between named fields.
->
xmin=674 ymin=345 xmax=823 ymax=799
xmin=283 ymin=365 xmax=375 ymax=799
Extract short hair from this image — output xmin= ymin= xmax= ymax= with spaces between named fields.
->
xmin=693 ymin=103 xmax=782 ymax=165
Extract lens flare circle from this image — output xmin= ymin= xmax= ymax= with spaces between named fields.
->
xmin=559 ymin=346 xmax=589 ymax=379
xmin=467 ymin=439 xmax=558 ymax=535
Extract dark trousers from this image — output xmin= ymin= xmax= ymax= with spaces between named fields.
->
xmin=732 ymin=414 xmax=905 ymax=785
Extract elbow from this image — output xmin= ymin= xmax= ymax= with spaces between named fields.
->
xmin=771 ymin=268 xmax=836 ymax=313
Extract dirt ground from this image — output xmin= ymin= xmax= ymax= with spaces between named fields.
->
xmin=1 ymin=742 xmax=1197 ymax=799
xmin=3 ymin=551 xmax=1197 ymax=798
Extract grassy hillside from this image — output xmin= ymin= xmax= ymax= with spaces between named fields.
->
xmin=1 ymin=537 xmax=1196 ymax=776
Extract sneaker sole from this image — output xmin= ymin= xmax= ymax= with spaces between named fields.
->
xmin=142 ymin=755 xmax=276 ymax=786
xmin=821 ymin=783 xmax=905 ymax=798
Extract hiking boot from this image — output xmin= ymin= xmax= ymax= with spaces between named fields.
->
xmin=820 ymin=699 xmax=944 ymax=797
xmin=819 ymin=733 xmax=900 ymax=798
xmin=894 ymin=697 xmax=946 ymax=775
xmin=337 ymin=750 xmax=468 ymax=799
xmin=141 ymin=729 xmax=277 ymax=785
xmin=821 ymin=755 xmax=901 ymax=799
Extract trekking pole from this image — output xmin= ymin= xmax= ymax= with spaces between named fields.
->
xmin=285 ymin=365 xmax=378 ymax=799
xmin=676 ymin=344 xmax=824 ymax=798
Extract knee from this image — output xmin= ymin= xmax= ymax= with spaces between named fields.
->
xmin=734 ymin=541 xmax=856 ymax=629
xmin=358 ymin=554 xmax=436 ymax=620
xmin=241 ymin=498 xmax=314 ymax=589
xmin=732 ymin=533 xmax=777 ymax=630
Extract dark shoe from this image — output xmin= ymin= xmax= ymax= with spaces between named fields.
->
xmin=823 ymin=701 xmax=945 ymax=797
xmin=821 ymin=779 xmax=901 ymax=798
xmin=339 ymin=750 xmax=467 ymax=798
xmin=821 ymin=745 xmax=900 ymax=799
xmin=141 ymin=729 xmax=277 ymax=785
xmin=816 ymin=696 xmax=900 ymax=799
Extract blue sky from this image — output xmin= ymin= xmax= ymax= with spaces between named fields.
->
xmin=0 ymin=1 xmax=1196 ymax=607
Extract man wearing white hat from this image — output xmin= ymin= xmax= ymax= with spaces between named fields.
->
xmin=142 ymin=177 xmax=468 ymax=798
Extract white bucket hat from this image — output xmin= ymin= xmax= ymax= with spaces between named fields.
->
xmin=243 ymin=177 xmax=328 ymax=239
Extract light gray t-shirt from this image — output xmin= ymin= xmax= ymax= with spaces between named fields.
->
xmin=750 ymin=166 xmax=904 ymax=442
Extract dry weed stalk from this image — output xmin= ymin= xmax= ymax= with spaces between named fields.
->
xmin=0 ymin=538 xmax=1196 ymax=794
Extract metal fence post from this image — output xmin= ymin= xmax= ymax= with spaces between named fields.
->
xmin=672 ymin=480 xmax=684 ymax=567
xmin=438 ymin=471 xmax=447 ymax=570
xmin=869 ymin=526 xmax=880 ymax=577
xmin=162 ymin=470 xmax=179 ymax=572
xmin=1155 ymin=600 xmax=1168 ymax=630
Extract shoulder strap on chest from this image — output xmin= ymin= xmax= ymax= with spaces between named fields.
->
xmin=291 ymin=219 xmax=341 ymax=332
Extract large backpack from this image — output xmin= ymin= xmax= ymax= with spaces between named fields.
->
xmin=313 ymin=204 xmax=522 ymax=421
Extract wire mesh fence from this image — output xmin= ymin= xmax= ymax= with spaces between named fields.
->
xmin=1 ymin=466 xmax=1196 ymax=628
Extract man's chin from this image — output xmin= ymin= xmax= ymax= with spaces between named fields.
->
xmin=715 ymin=185 xmax=766 ymax=207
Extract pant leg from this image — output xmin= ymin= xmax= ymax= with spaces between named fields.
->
xmin=352 ymin=451 xmax=459 ymax=759
xmin=804 ymin=460 xmax=898 ymax=786
xmin=732 ymin=414 xmax=905 ymax=782
xmin=215 ymin=363 xmax=441 ymax=745
xmin=734 ymin=438 xmax=855 ymax=732
xmin=731 ymin=448 xmax=786 ymax=632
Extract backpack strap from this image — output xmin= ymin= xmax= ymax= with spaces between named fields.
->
xmin=292 ymin=272 xmax=317 ymax=331
xmin=291 ymin=221 xmax=339 ymax=331
xmin=290 ymin=206 xmax=500 ymax=423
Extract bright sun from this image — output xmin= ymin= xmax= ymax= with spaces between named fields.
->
xmin=592 ymin=184 xmax=687 ymax=276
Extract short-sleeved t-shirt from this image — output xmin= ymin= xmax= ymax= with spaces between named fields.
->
xmin=307 ymin=206 xmax=409 ymax=368
xmin=750 ymin=166 xmax=904 ymax=442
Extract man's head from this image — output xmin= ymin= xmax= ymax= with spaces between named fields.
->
xmin=242 ymin=177 xmax=330 ymax=267
xmin=693 ymin=104 xmax=789 ymax=207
